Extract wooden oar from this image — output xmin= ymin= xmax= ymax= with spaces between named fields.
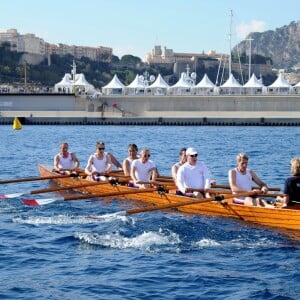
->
xmin=211 ymin=183 xmax=281 ymax=192
xmin=151 ymin=178 xmax=282 ymax=192
xmin=190 ymin=188 xmax=284 ymax=197
xmin=21 ymin=187 xmax=162 ymax=206
xmin=0 ymin=179 xmax=120 ymax=199
xmin=0 ymin=173 xmax=80 ymax=185
xmin=125 ymin=191 xmax=257 ymax=214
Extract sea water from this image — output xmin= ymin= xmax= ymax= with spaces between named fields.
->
xmin=0 ymin=125 xmax=299 ymax=299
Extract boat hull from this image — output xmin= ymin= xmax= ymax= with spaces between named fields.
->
xmin=38 ymin=164 xmax=300 ymax=231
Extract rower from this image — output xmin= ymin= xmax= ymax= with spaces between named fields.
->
xmin=53 ymin=142 xmax=80 ymax=175
xmin=228 ymin=152 xmax=273 ymax=207
xmin=276 ymin=157 xmax=300 ymax=208
xmin=176 ymin=147 xmax=212 ymax=199
xmin=84 ymin=141 xmax=112 ymax=181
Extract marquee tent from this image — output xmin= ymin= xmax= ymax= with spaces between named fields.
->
xmin=102 ymin=74 xmax=125 ymax=95
xmin=193 ymin=74 xmax=215 ymax=95
xmin=73 ymin=74 xmax=95 ymax=94
xmin=268 ymin=73 xmax=292 ymax=94
xmin=169 ymin=73 xmax=194 ymax=95
xmin=148 ymin=74 xmax=169 ymax=95
xmin=220 ymin=73 xmax=242 ymax=94
xmin=243 ymin=73 xmax=266 ymax=94
xmin=54 ymin=74 xmax=74 ymax=93
xmin=125 ymin=74 xmax=146 ymax=95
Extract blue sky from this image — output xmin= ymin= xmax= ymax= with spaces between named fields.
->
xmin=1 ymin=0 xmax=299 ymax=60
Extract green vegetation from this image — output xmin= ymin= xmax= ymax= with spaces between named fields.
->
xmin=0 ymin=44 xmax=276 ymax=88
xmin=0 ymin=45 xmax=174 ymax=88
xmin=232 ymin=52 xmax=273 ymax=65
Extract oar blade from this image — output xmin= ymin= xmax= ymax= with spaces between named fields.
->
xmin=0 ymin=192 xmax=27 ymax=199
xmin=21 ymin=197 xmax=61 ymax=206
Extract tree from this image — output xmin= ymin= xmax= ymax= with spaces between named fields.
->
xmin=120 ymin=55 xmax=141 ymax=66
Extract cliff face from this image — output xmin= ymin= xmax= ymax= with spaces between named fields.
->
xmin=233 ymin=21 xmax=300 ymax=69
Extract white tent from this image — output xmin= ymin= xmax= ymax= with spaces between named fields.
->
xmin=73 ymin=73 xmax=95 ymax=94
xmin=125 ymin=74 xmax=146 ymax=95
xmin=193 ymin=74 xmax=215 ymax=95
xmin=169 ymin=73 xmax=193 ymax=95
xmin=54 ymin=60 xmax=96 ymax=95
xmin=54 ymin=73 xmax=74 ymax=93
xmin=220 ymin=73 xmax=242 ymax=94
xmin=102 ymin=74 xmax=125 ymax=95
xmin=148 ymin=74 xmax=169 ymax=95
xmin=268 ymin=73 xmax=292 ymax=94
xmin=293 ymin=79 xmax=300 ymax=94
xmin=243 ymin=73 xmax=266 ymax=94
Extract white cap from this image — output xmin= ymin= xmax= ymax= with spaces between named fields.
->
xmin=186 ymin=147 xmax=197 ymax=156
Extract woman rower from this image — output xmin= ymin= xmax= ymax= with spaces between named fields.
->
xmin=122 ymin=143 xmax=139 ymax=176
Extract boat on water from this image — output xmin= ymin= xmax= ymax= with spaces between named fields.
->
xmin=38 ymin=164 xmax=300 ymax=231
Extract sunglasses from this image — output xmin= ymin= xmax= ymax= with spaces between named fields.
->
xmin=98 ymin=147 xmax=105 ymax=150
xmin=143 ymin=154 xmax=151 ymax=157
xmin=190 ymin=154 xmax=198 ymax=157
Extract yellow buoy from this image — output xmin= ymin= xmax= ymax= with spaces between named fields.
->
xmin=13 ymin=117 xmax=22 ymax=130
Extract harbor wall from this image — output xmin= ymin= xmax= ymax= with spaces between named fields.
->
xmin=1 ymin=93 xmax=300 ymax=126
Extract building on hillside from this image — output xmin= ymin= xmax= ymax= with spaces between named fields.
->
xmin=145 ymin=45 xmax=274 ymax=80
xmin=145 ymin=45 xmax=223 ymax=64
xmin=0 ymin=29 xmax=112 ymax=63
xmin=0 ymin=29 xmax=45 ymax=55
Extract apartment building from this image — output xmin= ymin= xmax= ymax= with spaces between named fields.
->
xmin=0 ymin=29 xmax=112 ymax=62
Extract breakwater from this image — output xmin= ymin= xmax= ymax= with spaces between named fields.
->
xmin=1 ymin=93 xmax=300 ymax=126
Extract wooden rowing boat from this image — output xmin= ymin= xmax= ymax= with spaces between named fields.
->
xmin=38 ymin=164 xmax=300 ymax=231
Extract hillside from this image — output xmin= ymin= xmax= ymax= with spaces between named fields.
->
xmin=233 ymin=20 xmax=300 ymax=70
xmin=2 ymin=20 xmax=300 ymax=88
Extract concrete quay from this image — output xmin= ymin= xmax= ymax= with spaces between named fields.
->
xmin=1 ymin=93 xmax=300 ymax=126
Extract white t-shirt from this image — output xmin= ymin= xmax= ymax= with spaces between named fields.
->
xmin=56 ymin=153 xmax=75 ymax=169
xmin=176 ymin=162 xmax=211 ymax=194
xmin=87 ymin=152 xmax=110 ymax=173
xmin=131 ymin=159 xmax=156 ymax=182
xmin=232 ymin=168 xmax=253 ymax=191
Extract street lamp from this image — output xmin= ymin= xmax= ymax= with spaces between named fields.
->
xmin=139 ymin=71 xmax=155 ymax=94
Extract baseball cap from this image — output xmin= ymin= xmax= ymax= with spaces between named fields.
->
xmin=186 ymin=147 xmax=197 ymax=156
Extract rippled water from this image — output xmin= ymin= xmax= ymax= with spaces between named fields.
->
xmin=0 ymin=125 xmax=299 ymax=299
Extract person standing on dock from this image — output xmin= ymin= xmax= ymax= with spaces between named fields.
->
xmin=176 ymin=147 xmax=211 ymax=198
xmin=228 ymin=152 xmax=272 ymax=207
xmin=53 ymin=142 xmax=80 ymax=174
xmin=276 ymin=157 xmax=300 ymax=207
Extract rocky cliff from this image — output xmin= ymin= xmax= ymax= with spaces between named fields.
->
xmin=233 ymin=20 xmax=300 ymax=70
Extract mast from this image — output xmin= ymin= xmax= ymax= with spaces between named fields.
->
xmin=71 ymin=60 xmax=77 ymax=82
xmin=246 ymin=37 xmax=254 ymax=80
xmin=228 ymin=9 xmax=233 ymax=76
xmin=24 ymin=60 xmax=27 ymax=92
